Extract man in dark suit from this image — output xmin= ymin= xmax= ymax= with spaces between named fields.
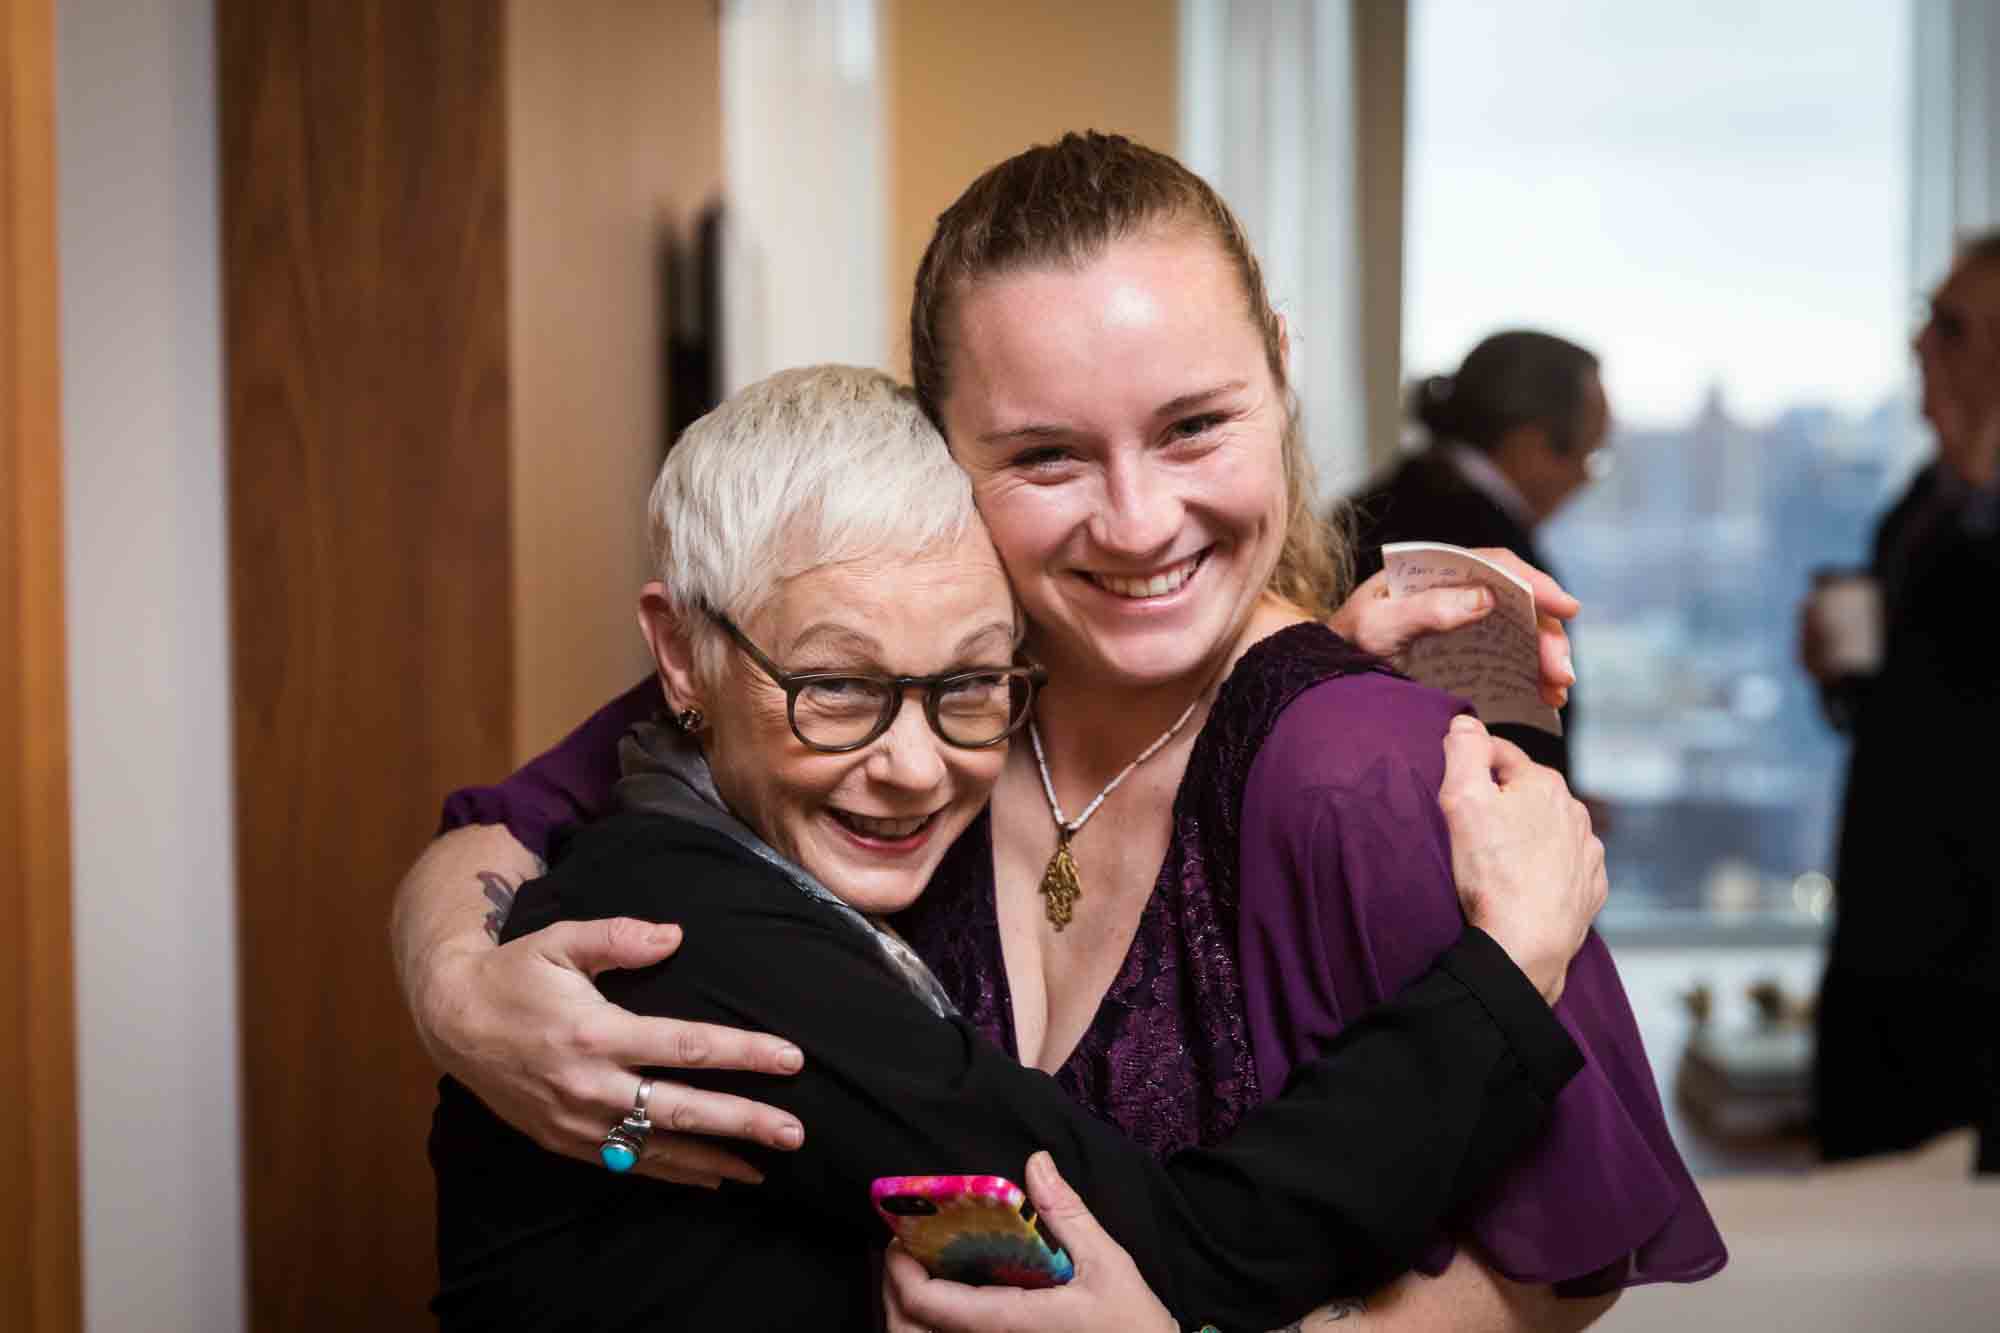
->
xmin=1348 ymin=331 xmax=1609 ymax=778
xmin=1803 ymin=231 xmax=2000 ymax=1172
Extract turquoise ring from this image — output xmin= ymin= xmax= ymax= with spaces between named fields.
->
xmin=598 ymin=1077 xmax=653 ymax=1173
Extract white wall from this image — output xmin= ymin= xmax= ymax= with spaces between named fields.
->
xmin=1912 ymin=0 xmax=2000 ymax=287
xmin=56 ymin=2 xmax=245 ymax=1330
xmin=720 ymin=0 xmax=888 ymax=389
xmin=1181 ymin=0 xmax=1390 ymax=492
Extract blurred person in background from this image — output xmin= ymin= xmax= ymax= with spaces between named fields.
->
xmin=1802 ymin=230 xmax=2000 ymax=1174
xmin=1345 ymin=331 xmax=1611 ymax=779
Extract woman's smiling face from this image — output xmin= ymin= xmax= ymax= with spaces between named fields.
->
xmin=938 ymin=229 xmax=1290 ymax=692
xmin=694 ymin=526 xmax=1017 ymax=916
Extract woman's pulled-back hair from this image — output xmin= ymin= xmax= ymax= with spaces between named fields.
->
xmin=910 ymin=131 xmax=1349 ymax=617
xmin=1410 ymin=330 xmax=1601 ymax=456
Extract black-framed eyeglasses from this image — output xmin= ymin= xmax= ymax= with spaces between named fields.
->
xmin=707 ymin=608 xmax=1046 ymax=753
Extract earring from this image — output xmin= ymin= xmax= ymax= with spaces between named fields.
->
xmin=675 ymin=706 xmax=706 ymax=733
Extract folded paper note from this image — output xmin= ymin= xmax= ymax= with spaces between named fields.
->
xmin=1380 ymin=542 xmax=1562 ymax=736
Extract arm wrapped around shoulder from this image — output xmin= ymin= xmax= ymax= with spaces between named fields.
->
xmin=438 ymin=676 xmax=663 ymax=858
xmin=1236 ymin=673 xmax=1726 ymax=1294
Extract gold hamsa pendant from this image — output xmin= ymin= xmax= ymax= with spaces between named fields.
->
xmin=1038 ymin=832 xmax=1081 ymax=931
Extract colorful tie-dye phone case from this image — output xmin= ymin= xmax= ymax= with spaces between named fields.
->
xmin=871 ymin=1174 xmax=1076 ymax=1288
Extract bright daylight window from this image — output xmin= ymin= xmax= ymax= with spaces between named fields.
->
xmin=1405 ymin=0 xmax=1917 ymax=935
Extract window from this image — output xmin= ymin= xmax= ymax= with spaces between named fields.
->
xmin=1405 ymin=0 xmax=1917 ymax=934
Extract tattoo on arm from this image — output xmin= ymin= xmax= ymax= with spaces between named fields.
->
xmin=478 ymin=871 xmax=517 ymax=942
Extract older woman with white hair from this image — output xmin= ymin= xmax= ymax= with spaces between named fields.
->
xmin=428 ymin=365 xmax=1594 ymax=1331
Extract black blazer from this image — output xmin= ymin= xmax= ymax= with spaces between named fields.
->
xmin=430 ymin=812 xmax=1582 ymax=1332
xmin=1347 ymin=451 xmax=1572 ymax=776
xmin=1828 ymin=464 xmax=2000 ymax=988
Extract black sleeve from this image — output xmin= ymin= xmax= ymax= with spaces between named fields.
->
xmin=549 ymin=815 xmax=1582 ymax=1333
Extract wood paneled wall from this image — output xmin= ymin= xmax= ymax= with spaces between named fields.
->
xmin=0 ymin=1 xmax=82 ymax=1328
xmin=882 ymin=0 xmax=1179 ymax=372
xmin=218 ymin=2 xmax=513 ymax=1326
xmin=1354 ymin=1 xmax=1408 ymax=469
xmin=506 ymin=0 xmax=719 ymax=759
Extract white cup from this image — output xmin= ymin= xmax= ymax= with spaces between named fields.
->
xmin=1808 ymin=573 xmax=1883 ymax=677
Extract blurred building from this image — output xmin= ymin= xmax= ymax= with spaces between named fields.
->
xmin=1547 ymin=390 xmax=1926 ymax=921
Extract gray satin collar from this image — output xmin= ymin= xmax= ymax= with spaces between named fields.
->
xmin=615 ymin=719 xmax=956 ymax=1020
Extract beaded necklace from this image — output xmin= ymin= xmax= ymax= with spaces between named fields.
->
xmin=1026 ymin=690 xmax=1206 ymax=930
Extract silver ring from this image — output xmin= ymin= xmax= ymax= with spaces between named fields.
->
xmin=598 ymin=1077 xmax=655 ymax=1173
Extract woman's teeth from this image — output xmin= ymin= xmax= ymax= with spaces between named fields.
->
xmin=1088 ymin=553 xmax=1202 ymax=599
xmin=835 ymin=810 xmax=931 ymax=839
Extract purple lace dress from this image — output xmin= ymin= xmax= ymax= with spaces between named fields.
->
xmin=889 ymin=627 xmax=1405 ymax=1160
xmin=443 ymin=624 xmax=1725 ymax=1293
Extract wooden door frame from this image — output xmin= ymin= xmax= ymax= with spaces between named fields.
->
xmin=1 ymin=0 xmax=83 ymax=1328
xmin=220 ymin=3 xmax=513 ymax=1323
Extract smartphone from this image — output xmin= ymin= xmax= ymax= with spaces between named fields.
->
xmin=871 ymin=1174 xmax=1075 ymax=1288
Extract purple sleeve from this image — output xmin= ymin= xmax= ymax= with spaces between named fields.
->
xmin=437 ymin=677 xmax=665 ymax=861
xmin=1236 ymin=674 xmax=1726 ymax=1293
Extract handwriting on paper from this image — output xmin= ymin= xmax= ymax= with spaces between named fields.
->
xmin=1380 ymin=543 xmax=1563 ymax=735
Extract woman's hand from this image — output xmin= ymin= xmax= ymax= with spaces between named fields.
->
xmin=1329 ymin=550 xmax=1579 ymax=708
xmin=883 ymin=1152 xmax=1177 ymax=1333
xmin=1437 ymin=716 xmax=1605 ymax=1004
xmin=395 ymin=826 xmax=807 ymax=1187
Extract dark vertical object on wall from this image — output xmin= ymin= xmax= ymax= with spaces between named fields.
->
xmin=219 ymin=2 xmax=512 ymax=1327
xmin=696 ymin=202 xmax=725 ymax=417
xmin=1 ymin=2 xmax=83 ymax=1328
xmin=1353 ymin=0 xmax=1408 ymax=472
xmin=663 ymin=199 xmax=725 ymax=450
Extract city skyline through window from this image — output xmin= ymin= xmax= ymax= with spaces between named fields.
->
xmin=1406 ymin=0 xmax=1919 ymax=931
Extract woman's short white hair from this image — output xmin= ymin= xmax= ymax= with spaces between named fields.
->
xmin=649 ymin=364 xmax=982 ymax=680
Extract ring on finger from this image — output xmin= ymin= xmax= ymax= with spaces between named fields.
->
xmin=598 ymin=1076 xmax=653 ymax=1173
